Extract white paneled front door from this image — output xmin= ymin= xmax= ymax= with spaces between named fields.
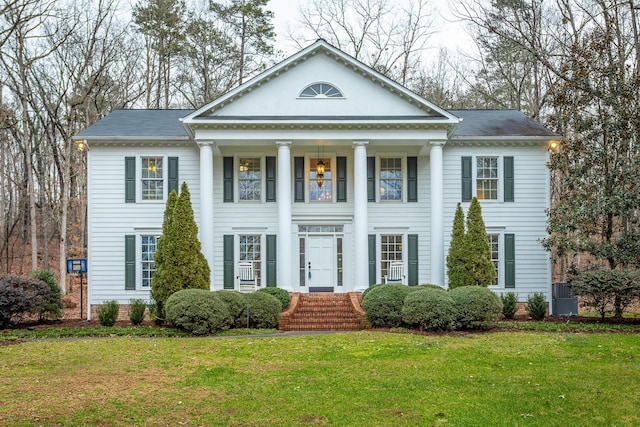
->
xmin=307 ymin=235 xmax=335 ymax=291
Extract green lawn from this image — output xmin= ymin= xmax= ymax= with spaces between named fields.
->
xmin=1 ymin=331 xmax=638 ymax=426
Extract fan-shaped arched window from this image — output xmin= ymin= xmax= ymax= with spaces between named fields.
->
xmin=299 ymin=83 xmax=343 ymax=98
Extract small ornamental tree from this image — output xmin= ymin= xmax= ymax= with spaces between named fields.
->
xmin=464 ymin=197 xmax=496 ymax=287
xmin=447 ymin=203 xmax=473 ymax=289
xmin=151 ymin=183 xmax=210 ymax=320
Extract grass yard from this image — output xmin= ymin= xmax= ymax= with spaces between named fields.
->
xmin=0 ymin=331 xmax=638 ymax=426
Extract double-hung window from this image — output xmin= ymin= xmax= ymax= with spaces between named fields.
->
xmin=309 ymin=157 xmax=332 ymax=201
xmin=381 ymin=234 xmax=403 ymax=279
xmin=476 ymin=157 xmax=498 ymax=200
xmin=487 ymin=233 xmax=499 ymax=286
xmin=141 ymin=157 xmax=164 ymax=200
xmin=141 ymin=235 xmax=160 ymax=288
xmin=239 ymin=235 xmax=261 ymax=286
xmin=380 ymin=158 xmax=402 ymax=201
xmin=238 ymin=158 xmax=261 ymax=201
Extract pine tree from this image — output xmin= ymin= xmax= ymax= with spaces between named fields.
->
xmin=464 ymin=197 xmax=496 ymax=287
xmin=151 ymin=183 xmax=210 ymax=320
xmin=446 ymin=203 xmax=473 ymax=289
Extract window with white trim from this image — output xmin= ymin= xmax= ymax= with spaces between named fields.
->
xmin=380 ymin=158 xmax=402 ymax=201
xmin=487 ymin=233 xmax=499 ymax=286
xmin=309 ymin=157 xmax=332 ymax=201
xmin=240 ymin=235 xmax=261 ymax=286
xmin=141 ymin=157 xmax=164 ymax=200
xmin=141 ymin=235 xmax=160 ymax=288
xmin=238 ymin=158 xmax=261 ymax=201
xmin=300 ymin=83 xmax=343 ymax=98
xmin=476 ymin=157 xmax=498 ymax=200
xmin=381 ymin=234 xmax=403 ymax=279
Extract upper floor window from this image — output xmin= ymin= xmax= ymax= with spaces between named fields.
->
xmin=310 ymin=157 xmax=332 ymax=201
xmin=239 ymin=158 xmax=261 ymax=201
xmin=141 ymin=157 xmax=164 ymax=200
xmin=476 ymin=156 xmax=498 ymax=200
xmin=300 ymin=83 xmax=343 ymax=98
xmin=380 ymin=158 xmax=402 ymax=201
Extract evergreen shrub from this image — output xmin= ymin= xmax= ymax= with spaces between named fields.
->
xmin=241 ymin=291 xmax=281 ymax=329
xmin=257 ymin=287 xmax=290 ymax=310
xmin=361 ymin=283 xmax=382 ymax=300
xmin=361 ymin=284 xmax=413 ymax=328
xmin=128 ymin=299 xmax=147 ymax=325
xmin=214 ymin=290 xmax=246 ymax=327
xmin=165 ymin=289 xmax=232 ymax=334
xmin=402 ymin=288 xmax=456 ymax=331
xmin=500 ymin=292 xmax=518 ymax=319
xmin=569 ymin=268 xmax=640 ymax=320
xmin=525 ymin=293 xmax=547 ymax=320
xmin=97 ymin=300 xmax=119 ymax=326
xmin=417 ymin=284 xmax=446 ymax=292
xmin=30 ymin=269 xmax=63 ymax=321
xmin=449 ymin=286 xmax=502 ymax=330
xmin=0 ymin=274 xmax=50 ymax=327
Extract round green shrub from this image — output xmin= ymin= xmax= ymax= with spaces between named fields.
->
xmin=526 ymin=292 xmax=547 ymax=321
xmin=361 ymin=284 xmax=413 ymax=328
xmin=241 ymin=291 xmax=281 ymax=329
xmin=417 ymin=284 xmax=446 ymax=292
xmin=257 ymin=287 xmax=290 ymax=310
xmin=361 ymin=283 xmax=383 ymax=300
xmin=30 ymin=269 xmax=63 ymax=321
xmin=0 ymin=274 xmax=50 ymax=327
xmin=402 ymin=288 xmax=457 ymax=331
xmin=449 ymin=286 xmax=502 ymax=330
xmin=128 ymin=299 xmax=147 ymax=325
xmin=500 ymin=292 xmax=518 ymax=319
xmin=165 ymin=289 xmax=232 ymax=334
xmin=214 ymin=290 xmax=246 ymax=327
xmin=97 ymin=300 xmax=119 ymax=327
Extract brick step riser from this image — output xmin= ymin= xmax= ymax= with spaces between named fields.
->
xmin=279 ymin=293 xmax=367 ymax=331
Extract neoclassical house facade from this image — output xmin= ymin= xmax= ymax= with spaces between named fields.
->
xmin=77 ymin=40 xmax=558 ymax=318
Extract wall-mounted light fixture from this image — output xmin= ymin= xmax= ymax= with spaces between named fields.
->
xmin=548 ymin=140 xmax=560 ymax=152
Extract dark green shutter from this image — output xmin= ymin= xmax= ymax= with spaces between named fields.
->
xmin=368 ymin=234 xmax=376 ymax=286
xmin=336 ymin=156 xmax=347 ymax=202
xmin=505 ymin=233 xmax=515 ymax=288
xmin=367 ymin=157 xmax=375 ymax=202
xmin=294 ymin=157 xmax=304 ymax=202
xmin=125 ymin=235 xmax=136 ymax=290
xmin=168 ymin=157 xmax=179 ymax=195
xmin=223 ymin=235 xmax=234 ymax=289
xmin=125 ymin=157 xmax=135 ymax=203
xmin=461 ymin=156 xmax=472 ymax=202
xmin=266 ymin=156 xmax=276 ymax=202
xmin=504 ymin=156 xmax=514 ymax=202
xmin=266 ymin=234 xmax=277 ymax=286
xmin=407 ymin=156 xmax=417 ymax=202
xmin=408 ymin=234 xmax=418 ymax=286
xmin=223 ymin=157 xmax=233 ymax=202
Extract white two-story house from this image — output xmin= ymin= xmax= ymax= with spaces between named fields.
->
xmin=76 ymin=39 xmax=558 ymax=318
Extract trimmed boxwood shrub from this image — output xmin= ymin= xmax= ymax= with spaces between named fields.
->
xmin=257 ymin=287 xmax=290 ymax=310
xmin=361 ymin=283 xmax=383 ymax=300
xmin=214 ymin=290 xmax=246 ymax=327
xmin=500 ymin=292 xmax=518 ymax=319
xmin=241 ymin=291 xmax=281 ymax=329
xmin=166 ymin=289 xmax=232 ymax=334
xmin=97 ymin=300 xmax=119 ymax=326
xmin=449 ymin=286 xmax=502 ymax=330
xmin=361 ymin=284 xmax=413 ymax=328
xmin=417 ymin=284 xmax=446 ymax=292
xmin=402 ymin=288 xmax=456 ymax=331
xmin=128 ymin=299 xmax=147 ymax=325
xmin=526 ymin=292 xmax=547 ymax=321
xmin=0 ymin=274 xmax=51 ymax=327
xmin=30 ymin=269 xmax=63 ymax=321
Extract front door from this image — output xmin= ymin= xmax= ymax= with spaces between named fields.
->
xmin=308 ymin=235 xmax=335 ymax=292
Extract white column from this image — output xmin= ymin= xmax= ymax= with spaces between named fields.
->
xmin=430 ymin=141 xmax=446 ymax=287
xmin=353 ymin=141 xmax=369 ymax=291
xmin=276 ymin=141 xmax=293 ymax=291
xmin=198 ymin=141 xmax=215 ymax=288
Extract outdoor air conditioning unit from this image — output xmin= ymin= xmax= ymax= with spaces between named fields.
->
xmin=551 ymin=282 xmax=578 ymax=316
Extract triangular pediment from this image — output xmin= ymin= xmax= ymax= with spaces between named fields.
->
xmin=182 ymin=40 xmax=458 ymax=128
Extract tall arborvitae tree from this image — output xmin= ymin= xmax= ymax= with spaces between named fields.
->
xmin=464 ymin=197 xmax=496 ymax=287
xmin=446 ymin=203 xmax=473 ymax=288
xmin=151 ymin=183 xmax=210 ymax=320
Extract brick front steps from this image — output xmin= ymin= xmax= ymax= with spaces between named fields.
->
xmin=279 ymin=292 xmax=369 ymax=331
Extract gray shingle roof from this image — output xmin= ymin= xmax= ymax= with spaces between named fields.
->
xmin=450 ymin=109 xmax=558 ymax=137
xmin=76 ymin=108 xmax=558 ymax=139
xmin=75 ymin=109 xmax=193 ymax=139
